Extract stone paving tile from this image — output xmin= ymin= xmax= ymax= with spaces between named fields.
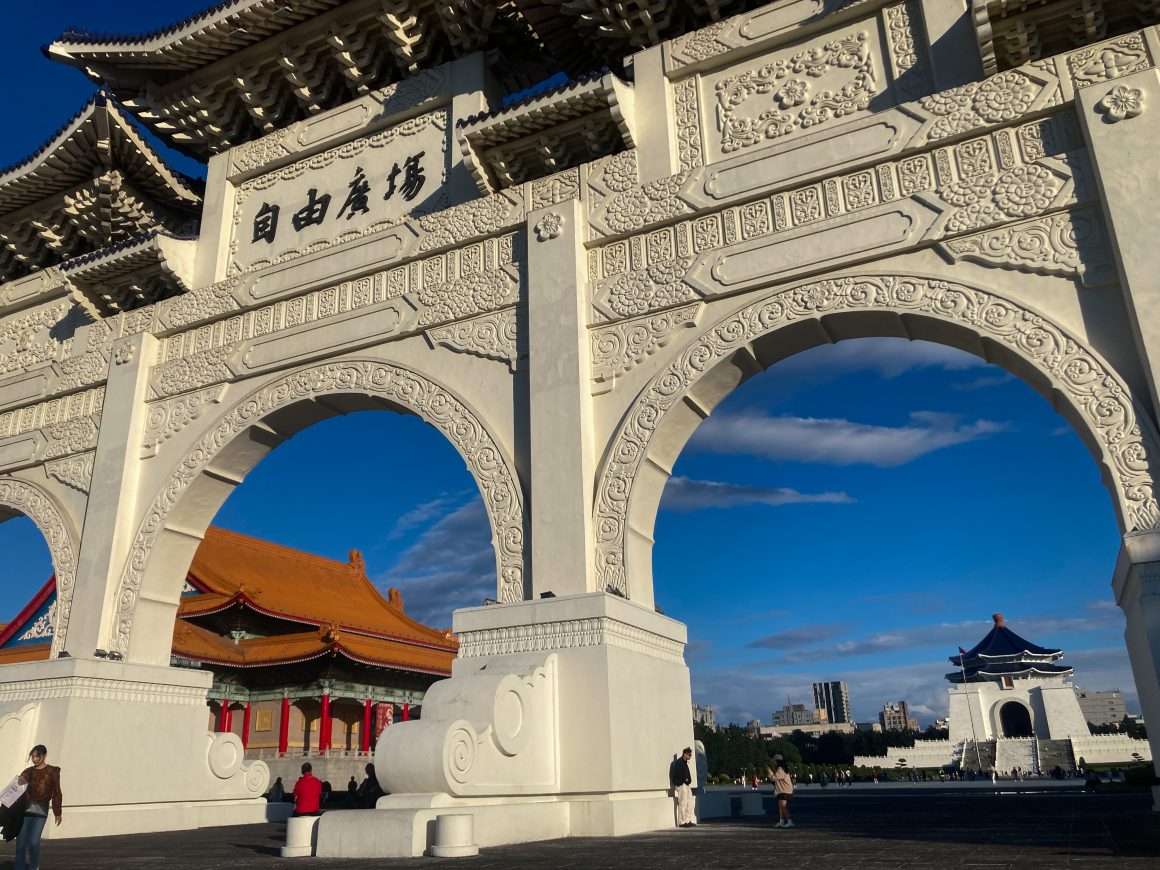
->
xmin=8 ymin=787 xmax=1160 ymax=869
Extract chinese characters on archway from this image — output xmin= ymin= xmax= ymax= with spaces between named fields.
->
xmin=252 ymin=152 xmax=427 ymax=246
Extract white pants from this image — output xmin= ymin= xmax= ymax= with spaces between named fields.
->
xmin=674 ymin=784 xmax=695 ymax=825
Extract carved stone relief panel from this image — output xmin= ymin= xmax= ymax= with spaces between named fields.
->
xmin=1067 ymin=31 xmax=1154 ymax=89
xmin=590 ymin=302 xmax=703 ymax=387
xmin=141 ymin=386 xmax=227 ymax=458
xmin=151 ymin=232 xmax=523 ymax=398
xmin=427 ymin=308 xmax=521 ymax=371
xmin=703 ymin=25 xmax=883 ymax=162
xmin=588 ymin=113 xmax=1087 ymax=323
xmin=45 ymin=451 xmax=95 ymax=494
xmin=936 ymin=206 xmax=1115 ymax=286
xmin=229 ymin=110 xmax=451 ymax=274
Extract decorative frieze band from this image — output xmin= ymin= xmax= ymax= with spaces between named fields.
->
xmin=456 ymin=616 xmax=685 ymax=665
xmin=0 ymin=676 xmax=207 ymax=706
xmin=587 ymin=112 xmax=1086 ymax=323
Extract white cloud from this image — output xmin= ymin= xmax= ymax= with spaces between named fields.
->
xmin=773 ymin=338 xmax=987 ymax=381
xmin=387 ymin=492 xmax=467 ymax=540
xmin=375 ymin=497 xmax=495 ymax=627
xmin=660 ymin=476 xmax=853 ymax=512
xmin=689 ymin=410 xmax=1009 ymax=467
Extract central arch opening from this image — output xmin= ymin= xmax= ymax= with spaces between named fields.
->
xmin=1000 ymin=702 xmax=1034 ymax=738
xmin=646 ymin=326 xmax=1136 ymax=779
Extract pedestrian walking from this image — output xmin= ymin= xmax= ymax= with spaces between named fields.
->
xmin=773 ymin=760 xmax=794 ymax=828
xmin=14 ymin=744 xmax=62 ymax=870
xmin=669 ymin=747 xmax=695 ymax=828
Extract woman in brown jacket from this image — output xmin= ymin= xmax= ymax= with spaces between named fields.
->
xmin=15 ymin=744 xmax=61 ymax=870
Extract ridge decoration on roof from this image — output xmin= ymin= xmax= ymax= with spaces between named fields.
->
xmin=946 ymin=613 xmax=1073 ymax=684
xmin=0 ymin=94 xmax=202 ymax=299
xmin=44 ymin=0 xmax=808 ymax=159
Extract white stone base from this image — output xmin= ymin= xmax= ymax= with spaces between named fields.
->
xmin=0 ymin=658 xmax=270 ymax=839
xmin=316 ymin=792 xmax=674 ymax=858
xmin=44 ymin=799 xmax=274 ymax=840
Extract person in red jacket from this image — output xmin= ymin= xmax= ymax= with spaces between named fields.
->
xmin=292 ymin=762 xmax=322 ymax=816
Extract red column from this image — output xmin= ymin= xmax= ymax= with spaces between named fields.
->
xmin=278 ymin=696 xmax=290 ymax=755
xmin=222 ymin=703 xmax=233 ymax=733
xmin=242 ymin=702 xmax=252 ymax=749
xmin=361 ymin=699 xmax=372 ymax=753
xmin=320 ymin=692 xmax=332 ymax=752
xmin=216 ymin=701 xmax=228 ymax=732
xmin=402 ymin=702 xmax=410 ymax=721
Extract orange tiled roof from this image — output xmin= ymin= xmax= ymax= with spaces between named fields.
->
xmin=182 ymin=527 xmax=457 ymax=652
xmin=171 ymin=620 xmax=453 ymax=675
xmin=0 ymin=644 xmax=49 ymax=664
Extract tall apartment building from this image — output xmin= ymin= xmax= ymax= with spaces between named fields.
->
xmin=1075 ymin=688 xmax=1126 ymax=728
xmin=813 ymin=681 xmax=852 ymax=724
xmin=879 ymin=701 xmax=920 ymax=732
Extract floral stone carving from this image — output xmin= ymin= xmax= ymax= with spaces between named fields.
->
xmin=427 ymin=308 xmax=520 ymax=370
xmin=113 ymin=360 xmax=527 ymax=654
xmin=591 ymin=303 xmax=702 ymax=385
xmin=0 ymin=478 xmax=78 ymax=658
xmin=1096 ymin=86 xmax=1145 ymax=123
xmin=594 ymin=275 xmax=1160 ymax=597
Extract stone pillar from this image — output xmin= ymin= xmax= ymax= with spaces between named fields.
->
xmin=320 ymin=691 xmax=332 ymax=753
xmin=631 ymin=45 xmax=677 ymax=185
xmin=1113 ymin=531 xmax=1160 ymax=808
xmin=1077 ymin=68 xmax=1160 ymax=425
xmin=62 ymin=331 xmax=159 ymax=659
xmin=279 ymin=695 xmax=290 ymax=755
xmin=361 ymin=699 xmax=372 ymax=753
xmin=917 ymin=0 xmax=980 ymax=91
xmin=242 ymin=702 xmax=252 ymax=748
xmin=525 ymin=199 xmax=597 ymax=598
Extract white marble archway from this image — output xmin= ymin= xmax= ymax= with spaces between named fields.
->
xmin=594 ymin=273 xmax=1160 ymax=605
xmin=111 ymin=357 xmax=527 ymax=662
xmin=0 ymin=478 xmax=79 ymax=658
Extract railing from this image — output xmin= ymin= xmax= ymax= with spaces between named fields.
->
xmin=247 ymin=748 xmax=376 ymax=760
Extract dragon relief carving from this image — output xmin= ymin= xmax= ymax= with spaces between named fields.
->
xmin=594 ymin=276 xmax=1160 ymax=596
xmin=113 ymin=360 xmax=527 ymax=655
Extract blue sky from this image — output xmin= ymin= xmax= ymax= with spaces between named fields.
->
xmin=0 ymin=2 xmax=1138 ymax=727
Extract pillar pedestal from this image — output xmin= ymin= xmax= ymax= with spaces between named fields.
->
xmin=0 ymin=657 xmax=270 ymax=838
xmin=315 ymin=592 xmax=693 ymax=857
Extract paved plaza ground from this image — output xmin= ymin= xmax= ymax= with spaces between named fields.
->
xmin=9 ymin=782 xmax=1160 ymax=869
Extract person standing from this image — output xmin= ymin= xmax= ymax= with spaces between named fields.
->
xmin=269 ymin=776 xmax=284 ymax=802
xmin=669 ymin=747 xmax=695 ymax=828
xmin=291 ymin=762 xmax=322 ymax=816
xmin=773 ymin=760 xmax=794 ymax=828
xmin=357 ymin=763 xmax=385 ymax=808
xmin=15 ymin=744 xmax=62 ymax=870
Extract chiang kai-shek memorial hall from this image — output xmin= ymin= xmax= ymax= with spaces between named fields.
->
xmin=8 ymin=0 xmax=1160 ymax=857
xmin=856 ymin=614 xmax=1153 ymax=773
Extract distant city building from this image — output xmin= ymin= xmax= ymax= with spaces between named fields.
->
xmin=856 ymin=721 xmax=883 ymax=733
xmin=772 ymin=702 xmax=819 ymax=727
xmin=745 ymin=719 xmax=763 ymax=736
xmin=692 ymin=703 xmax=717 ymax=730
xmin=1075 ymin=688 xmax=1126 ymax=728
xmin=880 ymin=701 xmax=920 ymax=732
xmin=761 ymin=721 xmax=855 ymax=739
xmin=930 ymin=718 xmax=949 ymax=732
xmin=854 ymin=614 xmax=1152 ymax=771
xmin=813 ymin=681 xmax=852 ymax=724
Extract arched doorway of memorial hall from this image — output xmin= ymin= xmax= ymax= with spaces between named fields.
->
xmin=636 ymin=315 xmax=1142 ymax=738
xmin=1000 ymin=702 xmax=1034 ymax=739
